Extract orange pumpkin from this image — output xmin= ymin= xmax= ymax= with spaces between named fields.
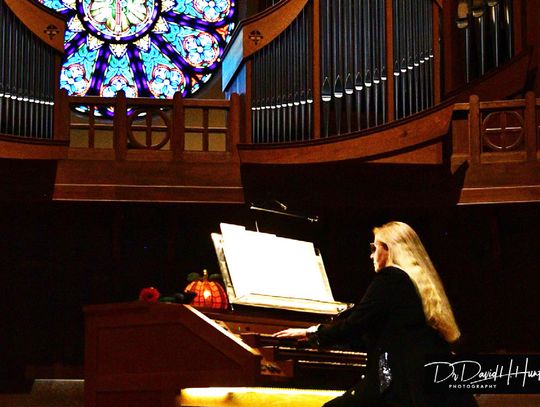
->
xmin=185 ymin=270 xmax=228 ymax=310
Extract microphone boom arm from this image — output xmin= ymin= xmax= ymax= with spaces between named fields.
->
xmin=249 ymin=205 xmax=319 ymax=223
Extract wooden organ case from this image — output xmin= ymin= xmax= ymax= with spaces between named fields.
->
xmin=84 ymin=224 xmax=367 ymax=407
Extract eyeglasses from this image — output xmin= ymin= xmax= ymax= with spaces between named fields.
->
xmin=370 ymin=242 xmax=387 ymax=253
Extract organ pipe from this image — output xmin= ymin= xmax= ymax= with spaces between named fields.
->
xmin=456 ymin=0 xmax=513 ymax=84
xmin=249 ymin=0 xmax=514 ymax=143
xmin=0 ymin=0 xmax=57 ymax=139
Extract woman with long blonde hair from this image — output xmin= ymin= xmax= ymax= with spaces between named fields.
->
xmin=373 ymin=221 xmax=461 ymax=343
xmin=275 ymin=221 xmax=476 ymax=407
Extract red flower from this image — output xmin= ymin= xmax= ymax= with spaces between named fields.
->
xmin=139 ymin=287 xmax=160 ymax=303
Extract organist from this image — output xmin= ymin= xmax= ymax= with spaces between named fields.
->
xmin=83 ymin=222 xmax=477 ymax=407
xmin=274 ymin=221 xmax=478 ymax=407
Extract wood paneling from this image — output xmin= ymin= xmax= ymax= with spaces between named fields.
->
xmin=4 ymin=0 xmax=65 ymax=53
xmin=237 ymin=103 xmax=455 ymax=164
xmin=0 ymin=137 xmax=68 ymax=159
xmin=84 ymin=303 xmax=261 ymax=407
xmin=222 ymin=0 xmax=309 ymax=91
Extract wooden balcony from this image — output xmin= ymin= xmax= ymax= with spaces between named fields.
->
xmin=0 ymin=91 xmax=244 ymax=203
xmin=0 ymin=0 xmax=538 ymax=206
xmin=452 ymin=92 xmax=540 ymax=204
xmin=1 ymin=88 xmax=540 ymax=205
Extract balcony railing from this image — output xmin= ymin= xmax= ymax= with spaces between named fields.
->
xmin=452 ymin=91 xmax=539 ymax=166
xmin=53 ymin=90 xmax=241 ymax=162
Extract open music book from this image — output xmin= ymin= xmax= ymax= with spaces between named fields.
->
xmin=211 ymin=223 xmax=353 ymax=315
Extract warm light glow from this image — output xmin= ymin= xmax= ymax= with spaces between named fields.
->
xmin=219 ymin=224 xmax=335 ymax=300
xmin=179 ymin=387 xmax=345 ymax=407
xmin=182 ymin=387 xmax=344 ymax=397
xmin=213 ymin=224 xmax=353 ymax=314
xmin=184 ymin=270 xmax=228 ymax=310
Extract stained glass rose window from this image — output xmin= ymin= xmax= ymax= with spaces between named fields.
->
xmin=37 ymin=0 xmax=236 ymax=115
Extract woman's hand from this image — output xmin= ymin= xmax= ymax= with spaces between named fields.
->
xmin=272 ymin=328 xmax=309 ymax=339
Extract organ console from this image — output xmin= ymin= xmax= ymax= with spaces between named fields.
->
xmin=84 ymin=224 xmax=367 ymax=407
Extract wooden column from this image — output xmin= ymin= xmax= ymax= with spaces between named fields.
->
xmin=228 ymin=93 xmax=241 ymax=157
xmin=171 ymin=91 xmax=184 ymax=160
xmin=524 ymin=91 xmax=537 ymax=162
xmin=245 ymin=61 xmax=253 ymax=143
xmin=524 ymin=0 xmax=540 ymax=94
xmin=311 ymin=0 xmax=321 ymax=139
xmin=54 ymin=88 xmax=70 ymax=141
xmin=88 ymin=106 xmax=95 ymax=148
xmin=114 ymin=90 xmax=127 ymax=160
xmin=512 ymin=0 xmax=523 ymax=55
xmin=432 ymin=1 xmax=441 ymax=104
xmin=384 ymin=0 xmax=394 ymax=122
xmin=53 ymin=56 xmax=68 ymax=141
xmin=469 ymin=94 xmax=481 ymax=165
xmin=440 ymin=0 xmax=457 ymax=95
xmin=202 ymin=107 xmax=209 ymax=151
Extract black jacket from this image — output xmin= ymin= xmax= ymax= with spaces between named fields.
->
xmin=315 ymin=266 xmax=473 ymax=407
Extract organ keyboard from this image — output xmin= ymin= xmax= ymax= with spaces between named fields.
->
xmin=210 ymin=311 xmax=367 ymax=388
xmin=84 ymin=224 xmax=366 ymax=406
xmin=84 ymin=302 xmax=367 ymax=407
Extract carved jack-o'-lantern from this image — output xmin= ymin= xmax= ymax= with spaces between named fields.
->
xmin=185 ymin=270 xmax=228 ymax=310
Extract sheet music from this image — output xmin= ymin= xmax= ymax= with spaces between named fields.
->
xmin=218 ymin=223 xmax=336 ymax=303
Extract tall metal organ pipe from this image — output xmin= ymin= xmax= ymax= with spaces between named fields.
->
xmin=251 ymin=2 xmax=313 ymax=143
xmin=456 ymin=0 xmax=513 ymax=84
xmin=249 ymin=0 xmax=457 ymax=142
xmin=0 ymin=0 xmax=56 ymax=139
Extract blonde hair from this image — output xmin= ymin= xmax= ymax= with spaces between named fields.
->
xmin=373 ymin=221 xmax=461 ymax=343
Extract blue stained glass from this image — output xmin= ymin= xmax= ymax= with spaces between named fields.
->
xmin=35 ymin=0 xmax=236 ymax=116
xmin=191 ymin=72 xmax=211 ymax=93
xmin=194 ymin=0 xmax=232 ymax=22
xmin=183 ymin=31 xmax=219 ymax=68
xmin=60 ymin=42 xmax=99 ymax=96
xmin=139 ymin=43 xmax=187 ymax=98
xmin=40 ymin=0 xmax=70 ymax=13
xmin=78 ymin=0 xmax=160 ymax=42
xmin=174 ymin=0 xmax=232 ymax=23
xmin=171 ymin=0 xmax=187 ymax=15
xmin=220 ymin=23 xmax=234 ymax=42
xmin=64 ymin=29 xmax=78 ymax=43
xmin=162 ymin=23 xmax=219 ymax=69
xmin=172 ymin=0 xmax=198 ymax=19
xmin=149 ymin=65 xmax=187 ymax=98
xmin=101 ymin=54 xmax=138 ymax=97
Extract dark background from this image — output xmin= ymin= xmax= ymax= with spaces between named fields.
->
xmin=0 ymin=198 xmax=539 ymax=390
